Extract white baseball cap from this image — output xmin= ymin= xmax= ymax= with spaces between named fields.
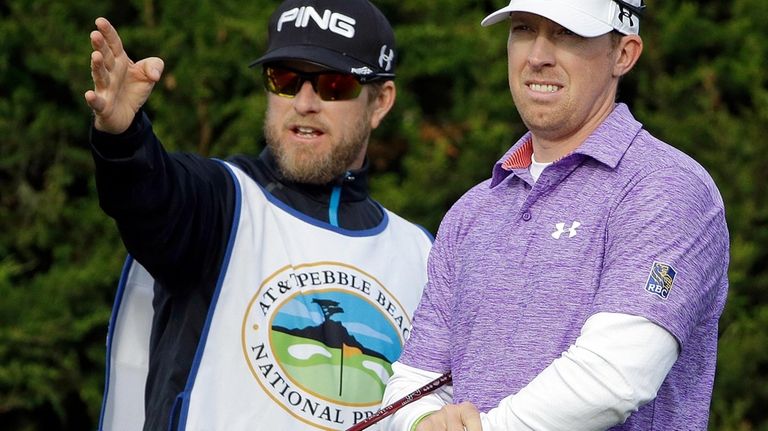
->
xmin=481 ymin=0 xmax=645 ymax=37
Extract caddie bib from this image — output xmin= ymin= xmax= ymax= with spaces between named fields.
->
xmin=99 ymin=162 xmax=432 ymax=431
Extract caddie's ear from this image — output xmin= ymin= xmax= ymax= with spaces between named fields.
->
xmin=613 ymin=34 xmax=643 ymax=78
xmin=369 ymin=80 xmax=396 ymax=130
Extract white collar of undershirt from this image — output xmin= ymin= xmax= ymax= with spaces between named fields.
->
xmin=529 ymin=153 xmax=553 ymax=182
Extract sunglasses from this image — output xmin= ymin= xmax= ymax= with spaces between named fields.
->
xmin=262 ymin=65 xmax=364 ymax=101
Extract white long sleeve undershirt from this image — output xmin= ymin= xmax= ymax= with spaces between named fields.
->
xmin=381 ymin=312 xmax=679 ymax=431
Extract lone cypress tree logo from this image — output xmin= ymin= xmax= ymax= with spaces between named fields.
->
xmin=242 ymin=262 xmax=412 ymax=428
xmin=270 ymin=294 xmax=391 ymax=402
xmin=312 ymin=298 xmax=344 ymax=321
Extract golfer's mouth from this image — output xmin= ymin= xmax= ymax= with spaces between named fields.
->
xmin=527 ymin=83 xmax=562 ymax=93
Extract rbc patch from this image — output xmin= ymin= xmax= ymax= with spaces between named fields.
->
xmin=644 ymin=261 xmax=676 ymax=299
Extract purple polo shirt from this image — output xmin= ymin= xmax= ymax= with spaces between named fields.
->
xmin=399 ymin=104 xmax=729 ymax=430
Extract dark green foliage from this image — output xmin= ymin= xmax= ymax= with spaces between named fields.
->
xmin=0 ymin=0 xmax=765 ymax=429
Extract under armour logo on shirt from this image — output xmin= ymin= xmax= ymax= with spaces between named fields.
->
xmin=552 ymin=221 xmax=581 ymax=239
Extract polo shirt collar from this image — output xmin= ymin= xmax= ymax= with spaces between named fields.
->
xmin=490 ymin=103 xmax=642 ymax=188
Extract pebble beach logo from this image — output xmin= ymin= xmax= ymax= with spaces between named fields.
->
xmin=241 ymin=262 xmax=411 ymax=429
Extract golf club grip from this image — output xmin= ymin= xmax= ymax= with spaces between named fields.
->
xmin=345 ymin=371 xmax=452 ymax=431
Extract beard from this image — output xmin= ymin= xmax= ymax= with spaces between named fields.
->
xmin=264 ymin=112 xmax=371 ymax=185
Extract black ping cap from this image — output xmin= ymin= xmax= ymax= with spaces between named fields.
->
xmin=250 ymin=0 xmax=396 ymax=82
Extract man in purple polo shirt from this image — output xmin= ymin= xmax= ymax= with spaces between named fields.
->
xmin=381 ymin=0 xmax=729 ymax=430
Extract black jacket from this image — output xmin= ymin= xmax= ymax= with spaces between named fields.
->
xmin=91 ymin=110 xmax=388 ymax=430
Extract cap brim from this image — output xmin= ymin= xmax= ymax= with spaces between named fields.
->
xmin=481 ymin=0 xmax=613 ymax=37
xmin=250 ymin=45 xmax=356 ymax=70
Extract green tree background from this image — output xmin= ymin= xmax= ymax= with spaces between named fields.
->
xmin=1 ymin=0 xmax=765 ymax=429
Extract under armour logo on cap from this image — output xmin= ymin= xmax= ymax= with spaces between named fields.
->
xmin=612 ymin=0 xmax=644 ymax=33
xmin=616 ymin=7 xmax=636 ymax=26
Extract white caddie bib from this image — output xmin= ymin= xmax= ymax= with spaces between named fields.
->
xmin=99 ymin=163 xmax=432 ymax=431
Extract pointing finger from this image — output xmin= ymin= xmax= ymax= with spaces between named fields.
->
xmin=95 ymin=17 xmax=126 ymax=61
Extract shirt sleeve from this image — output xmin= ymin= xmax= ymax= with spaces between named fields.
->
xmin=381 ymin=362 xmax=452 ymax=431
xmin=397 ymin=193 xmax=471 ymax=371
xmin=90 ymin=110 xmax=236 ymax=291
xmin=593 ymin=167 xmax=729 ymax=348
xmin=481 ymin=312 xmax=678 ymax=430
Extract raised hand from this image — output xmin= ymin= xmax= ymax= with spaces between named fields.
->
xmin=84 ymin=17 xmax=165 ymax=134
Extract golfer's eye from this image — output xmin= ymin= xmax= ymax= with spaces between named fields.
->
xmin=511 ymin=24 xmax=533 ymax=33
